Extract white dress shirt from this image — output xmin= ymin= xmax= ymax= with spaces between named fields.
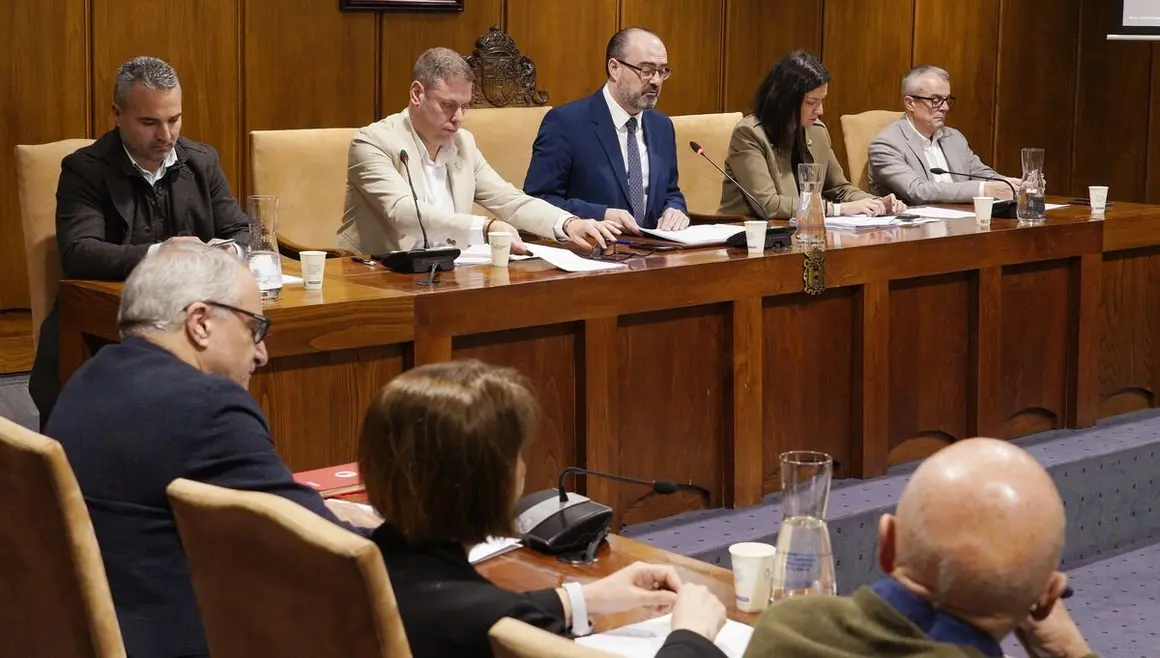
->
xmin=603 ymin=84 xmax=650 ymax=210
xmin=905 ymin=116 xmax=985 ymax=197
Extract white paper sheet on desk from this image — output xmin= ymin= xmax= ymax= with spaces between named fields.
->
xmin=453 ymin=244 xmax=535 ymax=266
xmin=468 ymin=536 xmax=522 ymax=564
xmin=907 ymin=206 xmax=977 ymax=220
xmin=577 ymin=614 xmax=753 ymax=658
xmin=281 ymin=274 xmax=304 ymax=285
xmin=526 ymin=244 xmax=626 ymax=272
xmin=824 ymin=216 xmax=939 ymax=230
xmin=640 ymin=224 xmax=744 ymax=246
xmin=1044 ymin=203 xmax=1069 ymax=211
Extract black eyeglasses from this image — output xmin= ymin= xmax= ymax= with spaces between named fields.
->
xmin=199 ymin=301 xmax=271 ymax=344
xmin=909 ymin=94 xmax=957 ymax=109
xmin=614 ymin=59 xmax=673 ymax=82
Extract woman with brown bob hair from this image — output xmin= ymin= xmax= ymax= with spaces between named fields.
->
xmin=360 ymin=360 xmax=729 ymax=658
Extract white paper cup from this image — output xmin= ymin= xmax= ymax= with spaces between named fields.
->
xmin=973 ymin=196 xmax=994 ymax=227
xmin=729 ymin=542 xmax=776 ymax=612
xmin=488 ymin=232 xmax=513 ymax=268
xmin=1089 ymin=186 xmax=1109 ymax=212
xmin=744 ymin=221 xmax=767 ymax=254
xmin=299 ymin=251 xmax=326 ymax=290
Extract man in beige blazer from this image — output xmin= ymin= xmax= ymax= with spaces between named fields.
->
xmin=338 ymin=48 xmax=615 ymax=255
xmin=868 ymin=65 xmax=1019 ymax=206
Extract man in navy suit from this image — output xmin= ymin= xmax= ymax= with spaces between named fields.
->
xmin=524 ymin=28 xmax=689 ymax=231
xmin=46 ymin=243 xmax=377 ymax=658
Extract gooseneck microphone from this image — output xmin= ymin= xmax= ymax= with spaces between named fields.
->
xmin=372 ymin=149 xmax=460 ymax=276
xmin=556 ymin=466 xmax=679 ymax=503
xmin=928 ymin=167 xmax=1018 ymax=218
xmin=689 ymin=141 xmax=766 ymax=216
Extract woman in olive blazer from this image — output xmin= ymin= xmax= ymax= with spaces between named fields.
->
xmin=719 ymin=51 xmax=903 ymax=220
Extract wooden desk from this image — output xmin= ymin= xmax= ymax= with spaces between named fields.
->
xmin=57 ymin=203 xmax=1160 ymax=527
xmin=477 ymin=534 xmax=756 ymax=631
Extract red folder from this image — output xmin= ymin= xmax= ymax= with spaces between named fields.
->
xmin=293 ymin=462 xmax=364 ymax=498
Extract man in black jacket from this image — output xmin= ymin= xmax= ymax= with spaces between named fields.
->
xmin=30 ymin=56 xmax=249 ymax=428
xmin=46 ymin=243 xmax=375 ymax=658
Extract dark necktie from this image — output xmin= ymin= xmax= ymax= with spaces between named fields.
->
xmin=625 ymin=116 xmax=646 ymax=226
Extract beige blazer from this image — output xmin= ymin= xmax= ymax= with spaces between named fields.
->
xmin=718 ymin=115 xmax=870 ymax=219
xmin=337 ymin=109 xmax=562 ymax=253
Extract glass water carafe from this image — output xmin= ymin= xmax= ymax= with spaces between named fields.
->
xmin=770 ymin=450 xmax=836 ymax=600
xmin=1016 ymin=148 xmax=1046 ymax=222
xmin=245 ymin=195 xmax=283 ymax=301
xmin=794 ymin=163 xmax=826 ymax=245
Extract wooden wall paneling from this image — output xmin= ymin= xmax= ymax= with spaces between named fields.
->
xmin=1071 ymin=0 xmax=1152 ymax=201
xmin=887 ymin=273 xmax=971 ymax=462
xmin=0 ymin=0 xmax=88 ymax=310
xmin=723 ymin=0 xmax=823 ymax=113
xmin=912 ymin=0 xmax=1001 ymax=167
xmin=1097 ymin=249 xmax=1160 ymax=417
xmin=972 ymin=266 xmax=1003 ymax=437
xmin=1148 ymin=44 xmax=1160 ymax=204
xmin=821 ymin=0 xmax=916 ymax=175
xmin=505 ymin=0 xmax=618 ymax=107
xmin=378 ymin=0 xmax=503 ymax=113
xmin=994 ymin=0 xmax=1081 ymax=193
xmin=998 ymin=261 xmax=1073 ymax=438
xmin=244 ymin=0 xmax=377 ymax=135
xmin=617 ymin=306 xmax=728 ymax=526
xmin=856 ymin=281 xmax=890 ymax=476
xmin=91 ymin=0 xmax=241 ymax=191
xmin=453 ymin=325 xmax=580 ymax=494
xmin=620 ymin=0 xmax=726 ymax=116
xmin=730 ymin=298 xmax=764 ymax=507
xmin=1067 ymin=253 xmax=1101 ymax=427
xmin=583 ymin=317 xmax=620 ymax=519
xmin=763 ymin=289 xmax=857 ymax=492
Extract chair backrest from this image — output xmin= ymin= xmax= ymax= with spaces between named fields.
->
xmin=465 ymin=26 xmax=549 ymax=109
xmin=0 ymin=416 xmax=126 ymax=658
xmin=16 ymin=139 xmax=95 ymax=347
xmin=167 ymin=478 xmax=411 ymax=658
xmin=489 ymin=618 xmax=617 ymax=658
xmin=670 ymin=113 xmax=743 ymax=215
xmin=250 ymin=128 xmax=357 ymax=254
xmin=839 ymin=110 xmax=900 ymax=191
xmin=462 ymin=106 xmax=553 ymax=192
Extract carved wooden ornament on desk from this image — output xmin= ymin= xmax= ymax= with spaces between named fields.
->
xmin=339 ymin=0 xmax=463 ymax=12
xmin=803 ymin=246 xmax=826 ymax=295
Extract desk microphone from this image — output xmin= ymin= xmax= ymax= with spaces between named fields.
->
xmin=928 ymin=167 xmax=1018 ymax=218
xmin=373 ymin=150 xmax=460 ymax=275
xmin=689 ymin=141 xmax=766 ymax=216
xmin=689 ymin=141 xmax=795 ymax=250
xmin=556 ymin=466 xmax=679 ymax=503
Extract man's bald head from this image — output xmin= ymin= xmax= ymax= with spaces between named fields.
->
xmin=879 ymin=438 xmax=1067 ymax=634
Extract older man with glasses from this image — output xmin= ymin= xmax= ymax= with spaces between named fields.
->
xmin=524 ymin=27 xmax=689 ymax=232
xmin=868 ymin=65 xmax=1020 ymax=205
xmin=45 ymin=243 xmax=376 ymax=658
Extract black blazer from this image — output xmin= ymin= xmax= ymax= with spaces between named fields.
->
xmin=371 ymin=524 xmax=727 ymax=658
xmin=45 ymin=338 xmax=348 ymax=658
xmin=56 ymin=128 xmax=250 ymax=281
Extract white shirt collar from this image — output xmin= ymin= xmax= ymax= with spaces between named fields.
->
xmin=405 ymin=107 xmax=457 ymax=167
xmin=603 ymin=84 xmax=642 ymax=130
xmin=904 ymin=115 xmax=944 ymax=147
xmin=122 ymin=143 xmax=177 ymax=183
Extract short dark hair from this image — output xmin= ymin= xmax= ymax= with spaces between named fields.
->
xmin=359 ymin=360 xmax=537 ymax=545
xmin=412 ymin=47 xmax=474 ymax=88
xmin=605 ymin=27 xmax=658 ymax=78
xmin=753 ymin=50 xmax=831 ymax=151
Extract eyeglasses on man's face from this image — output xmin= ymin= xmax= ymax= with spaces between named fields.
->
xmin=909 ymin=94 xmax=957 ymax=110
xmin=200 ymin=301 xmax=271 ymax=344
xmin=614 ymin=58 xmax=673 ymax=82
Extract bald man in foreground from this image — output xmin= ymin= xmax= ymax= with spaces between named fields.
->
xmin=743 ymin=438 xmax=1098 ymax=658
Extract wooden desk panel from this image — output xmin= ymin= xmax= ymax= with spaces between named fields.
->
xmin=55 ymin=203 xmax=1160 ymax=527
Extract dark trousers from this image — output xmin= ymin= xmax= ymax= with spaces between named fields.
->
xmin=28 ymin=303 xmax=60 ymax=432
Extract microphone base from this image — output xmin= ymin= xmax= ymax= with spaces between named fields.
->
xmin=992 ymin=199 xmax=1018 ymax=219
xmin=374 ymin=247 xmax=460 ymax=274
xmin=725 ymin=225 xmax=796 ymax=251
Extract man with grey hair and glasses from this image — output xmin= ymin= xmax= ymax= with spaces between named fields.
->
xmin=45 ymin=243 xmax=375 ymax=658
xmin=338 ymin=47 xmax=617 ymax=255
xmin=31 ymin=56 xmax=248 ymax=429
xmin=868 ymin=65 xmax=1020 ymax=206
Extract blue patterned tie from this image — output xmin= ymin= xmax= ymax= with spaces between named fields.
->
xmin=625 ymin=117 xmax=647 ymax=226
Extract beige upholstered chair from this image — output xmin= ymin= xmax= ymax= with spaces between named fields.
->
xmin=670 ymin=113 xmax=743 ymax=218
xmin=167 ymin=478 xmax=411 ymax=658
xmin=15 ymin=139 xmax=95 ymax=349
xmin=489 ymin=618 xmax=617 ymax=658
xmin=0 ymin=416 xmax=126 ymax=658
xmin=462 ymin=106 xmax=553 ymax=191
xmin=249 ymin=128 xmax=357 ymax=255
xmin=839 ymin=110 xmax=900 ymax=191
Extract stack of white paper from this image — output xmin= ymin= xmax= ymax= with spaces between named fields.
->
xmin=453 ymin=244 xmax=534 ymax=266
xmin=526 ymin=244 xmax=627 ymax=272
xmin=577 ymin=614 xmax=753 ymax=658
xmin=640 ymin=224 xmax=744 ymax=246
xmin=907 ymin=206 xmax=976 ymax=220
xmin=1044 ymin=203 xmax=1069 ymax=211
xmin=467 ymin=537 xmax=521 ymax=564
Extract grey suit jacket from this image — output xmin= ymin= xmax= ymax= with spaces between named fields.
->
xmin=338 ymin=108 xmax=564 ymax=254
xmin=868 ymin=118 xmax=1000 ymax=205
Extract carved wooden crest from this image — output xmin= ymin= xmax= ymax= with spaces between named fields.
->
xmin=465 ymin=26 xmax=549 ymax=108
xmin=802 ymin=246 xmax=826 ymax=295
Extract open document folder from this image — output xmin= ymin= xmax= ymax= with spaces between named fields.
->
xmin=577 ymin=614 xmax=753 ymax=658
